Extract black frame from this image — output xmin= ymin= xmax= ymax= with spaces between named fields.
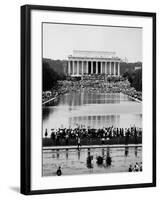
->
xmin=21 ymin=4 xmax=156 ymax=195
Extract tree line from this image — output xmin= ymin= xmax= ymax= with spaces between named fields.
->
xmin=43 ymin=61 xmax=66 ymax=91
xmin=123 ymin=69 xmax=142 ymax=91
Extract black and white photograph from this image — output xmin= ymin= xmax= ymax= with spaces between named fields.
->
xmin=42 ymin=23 xmax=143 ymax=177
xmin=20 ymin=4 xmax=156 ymax=194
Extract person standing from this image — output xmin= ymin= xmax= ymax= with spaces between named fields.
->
xmin=65 ymin=134 xmax=69 ymax=145
xmin=56 ymin=166 xmax=62 ymax=176
xmin=134 ymin=127 xmax=138 ymax=144
xmin=125 ymin=129 xmax=129 ymax=145
xmin=101 ymin=136 xmax=105 ymax=145
xmin=128 ymin=164 xmax=132 ymax=172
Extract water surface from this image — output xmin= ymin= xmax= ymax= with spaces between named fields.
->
xmin=43 ymin=91 xmax=142 ymax=137
xmin=43 ymin=147 xmax=142 ymax=176
xmin=42 ymin=91 xmax=142 ymax=176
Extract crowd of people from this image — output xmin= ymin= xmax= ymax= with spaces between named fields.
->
xmin=42 ymin=74 xmax=142 ymax=105
xmin=44 ymin=125 xmax=142 ymax=146
xmin=58 ymin=75 xmax=136 ymax=95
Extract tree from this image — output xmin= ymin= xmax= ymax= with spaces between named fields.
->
xmin=132 ymin=69 xmax=142 ymax=91
xmin=123 ymin=71 xmax=133 ymax=85
xmin=123 ymin=69 xmax=142 ymax=92
xmin=43 ymin=61 xmax=58 ymax=91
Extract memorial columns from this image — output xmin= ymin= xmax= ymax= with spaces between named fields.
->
xmin=82 ymin=61 xmax=84 ymax=75
xmin=77 ymin=61 xmax=79 ymax=75
xmin=73 ymin=60 xmax=75 ymax=75
xmin=114 ymin=62 xmax=116 ymax=76
xmin=110 ymin=62 xmax=112 ymax=75
xmin=105 ymin=62 xmax=107 ymax=74
xmin=68 ymin=58 xmax=120 ymax=76
xmin=118 ymin=62 xmax=120 ymax=76
xmin=101 ymin=62 xmax=103 ymax=74
xmin=86 ymin=61 xmax=88 ymax=74
xmin=96 ymin=61 xmax=98 ymax=74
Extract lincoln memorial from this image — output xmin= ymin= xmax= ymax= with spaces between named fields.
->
xmin=67 ymin=50 xmax=121 ymax=76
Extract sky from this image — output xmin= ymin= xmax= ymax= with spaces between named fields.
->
xmin=43 ymin=23 xmax=142 ymax=62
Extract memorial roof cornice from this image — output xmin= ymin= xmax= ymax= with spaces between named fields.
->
xmin=68 ymin=56 xmax=121 ymax=61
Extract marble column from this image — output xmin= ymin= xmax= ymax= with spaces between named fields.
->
xmin=114 ymin=62 xmax=116 ymax=76
xmin=110 ymin=62 xmax=112 ymax=75
xmin=118 ymin=62 xmax=120 ymax=76
xmin=73 ymin=60 xmax=75 ymax=75
xmin=77 ymin=61 xmax=79 ymax=75
xmin=82 ymin=61 xmax=84 ymax=75
xmin=105 ymin=62 xmax=107 ymax=74
xmin=86 ymin=61 xmax=88 ymax=74
xmin=96 ymin=61 xmax=98 ymax=74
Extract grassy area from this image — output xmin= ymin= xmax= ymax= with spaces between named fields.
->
xmin=43 ymin=137 xmax=142 ymax=147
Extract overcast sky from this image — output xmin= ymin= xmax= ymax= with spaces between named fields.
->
xmin=43 ymin=23 xmax=142 ymax=62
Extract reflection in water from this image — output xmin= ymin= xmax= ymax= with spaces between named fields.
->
xmin=107 ymin=147 xmax=110 ymax=157
xmin=43 ymin=107 xmax=51 ymax=120
xmin=87 ymin=155 xmax=93 ymax=169
xmin=69 ymin=115 xmax=121 ymax=129
xmin=125 ymin=147 xmax=129 ymax=157
xmin=78 ymin=150 xmax=80 ymax=160
xmin=135 ymin=147 xmax=138 ymax=157
xmin=43 ymin=91 xmax=142 ymax=176
xmin=102 ymin=148 xmax=105 ymax=157
xmin=42 ymin=92 xmax=142 ymax=136
xmin=95 ymin=148 xmax=112 ymax=167
xmin=66 ymin=150 xmax=68 ymax=160
xmin=43 ymin=147 xmax=142 ymax=176
xmin=56 ymin=150 xmax=59 ymax=159
xmin=86 ymin=149 xmax=93 ymax=169
xmin=58 ymin=91 xmax=134 ymax=106
xmin=88 ymin=149 xmax=90 ymax=156
xmin=106 ymin=156 xmax=112 ymax=167
xmin=106 ymin=148 xmax=112 ymax=167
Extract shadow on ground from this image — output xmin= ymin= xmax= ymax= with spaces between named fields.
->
xmin=9 ymin=186 xmax=19 ymax=193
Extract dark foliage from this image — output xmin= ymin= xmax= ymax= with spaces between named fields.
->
xmin=43 ymin=62 xmax=58 ymax=91
xmin=120 ymin=62 xmax=142 ymax=74
xmin=43 ymin=58 xmax=67 ymax=75
xmin=43 ymin=60 xmax=67 ymax=91
xmin=123 ymin=69 xmax=142 ymax=91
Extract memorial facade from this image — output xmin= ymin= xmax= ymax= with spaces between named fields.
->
xmin=68 ymin=50 xmax=121 ymax=76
